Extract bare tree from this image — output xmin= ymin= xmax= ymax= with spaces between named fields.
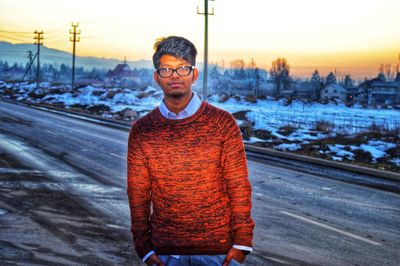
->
xmin=385 ymin=64 xmax=392 ymax=81
xmin=248 ymin=58 xmax=256 ymax=69
xmin=270 ymin=58 xmax=291 ymax=97
xmin=230 ymin=59 xmax=246 ymax=69
xmin=230 ymin=59 xmax=246 ymax=79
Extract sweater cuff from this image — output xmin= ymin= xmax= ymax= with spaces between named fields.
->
xmin=233 ymin=233 xmax=253 ymax=248
xmin=135 ymin=241 xmax=154 ymax=261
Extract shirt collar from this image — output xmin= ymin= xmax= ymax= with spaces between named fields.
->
xmin=159 ymin=92 xmax=202 ymax=120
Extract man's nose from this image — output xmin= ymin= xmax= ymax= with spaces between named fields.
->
xmin=170 ymin=70 xmax=180 ymax=79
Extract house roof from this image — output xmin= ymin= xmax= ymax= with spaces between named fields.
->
xmin=369 ymin=81 xmax=400 ymax=88
xmin=295 ymin=81 xmax=314 ymax=92
xmin=395 ymin=72 xmax=400 ymax=82
xmin=325 ymin=83 xmax=346 ymax=92
xmin=359 ymin=74 xmax=400 ymax=89
xmin=106 ymin=63 xmax=132 ymax=78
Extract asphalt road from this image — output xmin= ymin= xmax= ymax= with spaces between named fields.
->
xmin=0 ymin=100 xmax=399 ymax=266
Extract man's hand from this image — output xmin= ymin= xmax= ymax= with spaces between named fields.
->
xmin=222 ymin=247 xmax=247 ymax=265
xmin=144 ymin=253 xmax=165 ymax=266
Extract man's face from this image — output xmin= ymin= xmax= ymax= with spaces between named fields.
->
xmin=153 ymin=54 xmax=198 ymax=99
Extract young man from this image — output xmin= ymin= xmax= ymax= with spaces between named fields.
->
xmin=127 ymin=36 xmax=254 ymax=266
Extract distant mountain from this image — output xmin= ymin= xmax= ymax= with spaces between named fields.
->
xmin=0 ymin=41 xmax=153 ymax=70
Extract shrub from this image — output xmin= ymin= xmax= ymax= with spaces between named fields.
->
xmin=314 ymin=120 xmax=334 ymax=133
xmin=70 ymin=103 xmax=88 ymax=110
xmin=232 ymin=110 xmax=249 ymax=120
xmin=253 ymin=129 xmax=274 ymax=140
xmin=368 ymin=122 xmax=382 ymax=133
xmin=244 ymin=94 xmax=257 ymax=103
xmin=353 ymin=149 xmax=372 ymax=164
xmin=87 ymin=104 xmax=111 ymax=114
xmin=278 ymin=124 xmax=297 ymax=136
xmin=218 ymin=94 xmax=231 ymax=103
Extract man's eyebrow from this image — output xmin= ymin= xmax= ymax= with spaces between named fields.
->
xmin=158 ymin=63 xmax=187 ymax=68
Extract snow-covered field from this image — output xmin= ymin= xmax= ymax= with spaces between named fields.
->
xmin=211 ymin=96 xmax=400 ymax=134
xmin=1 ymin=81 xmax=399 ymax=169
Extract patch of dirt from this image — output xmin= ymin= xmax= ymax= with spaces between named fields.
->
xmin=0 ymin=151 xmax=140 ymax=265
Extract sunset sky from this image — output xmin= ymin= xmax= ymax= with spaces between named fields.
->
xmin=1 ymin=0 xmax=399 ymax=78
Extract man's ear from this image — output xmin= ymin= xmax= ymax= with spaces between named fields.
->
xmin=192 ymin=68 xmax=199 ymax=83
xmin=153 ymin=71 xmax=159 ymax=85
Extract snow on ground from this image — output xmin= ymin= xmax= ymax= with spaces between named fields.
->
xmin=210 ymin=95 xmax=399 ymax=166
xmin=391 ymin=158 xmax=400 ymax=166
xmin=1 ymin=82 xmax=399 ymax=167
xmin=274 ymin=143 xmax=302 ymax=151
xmin=40 ymin=85 xmax=163 ymax=114
xmin=210 ymin=94 xmax=400 ymax=135
xmin=328 ymin=144 xmax=355 ymax=160
xmin=319 ymin=141 xmax=398 ymax=164
xmin=244 ymin=137 xmax=268 ymax=143
xmin=11 ymin=83 xmax=399 ymax=137
xmin=359 ymin=141 xmax=397 ymax=162
xmin=44 ymin=86 xmax=107 ymax=107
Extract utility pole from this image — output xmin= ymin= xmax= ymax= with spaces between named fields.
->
xmin=34 ymin=30 xmax=43 ymax=90
xmin=18 ymin=51 xmax=37 ymax=89
xmin=27 ymin=51 xmax=34 ymax=81
xmin=69 ymin=22 xmax=80 ymax=90
xmin=197 ymin=0 xmax=214 ymax=101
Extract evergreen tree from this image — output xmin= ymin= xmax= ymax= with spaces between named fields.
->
xmin=311 ymin=69 xmax=323 ymax=98
xmin=325 ymin=72 xmax=337 ymax=85
xmin=210 ymin=66 xmax=220 ymax=79
xmin=343 ymin=74 xmax=353 ymax=88
xmin=2 ymin=61 xmax=9 ymax=71
xmin=254 ymin=67 xmax=260 ymax=96
xmin=377 ymin=72 xmax=386 ymax=82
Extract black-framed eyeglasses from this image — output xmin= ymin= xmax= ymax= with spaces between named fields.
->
xmin=156 ymin=65 xmax=195 ymax=78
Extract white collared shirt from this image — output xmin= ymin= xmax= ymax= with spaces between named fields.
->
xmin=159 ymin=92 xmax=202 ymax=119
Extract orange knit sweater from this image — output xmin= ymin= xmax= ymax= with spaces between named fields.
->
xmin=127 ymin=101 xmax=254 ymax=259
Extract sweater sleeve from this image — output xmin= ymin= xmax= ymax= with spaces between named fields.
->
xmin=220 ymin=114 xmax=255 ymax=247
xmin=127 ymin=124 xmax=153 ymax=259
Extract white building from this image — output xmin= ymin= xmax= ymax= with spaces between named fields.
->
xmin=321 ymin=83 xmax=347 ymax=102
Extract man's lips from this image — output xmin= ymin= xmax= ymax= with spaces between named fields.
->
xmin=168 ymin=82 xmax=184 ymax=88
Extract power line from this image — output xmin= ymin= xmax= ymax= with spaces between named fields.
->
xmin=0 ymin=27 xmax=66 ymax=40
xmin=45 ymin=36 xmax=69 ymax=43
xmin=0 ymin=29 xmax=33 ymax=35
xmin=45 ymin=31 xmax=68 ymax=38
xmin=82 ymin=33 xmax=125 ymax=39
xmin=0 ymin=34 xmax=33 ymax=42
xmin=46 ymin=39 xmax=69 ymax=45
xmin=79 ymin=20 xmax=103 ymax=24
xmin=45 ymin=23 xmax=70 ymax=34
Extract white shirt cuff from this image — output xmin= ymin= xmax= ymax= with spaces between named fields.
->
xmin=233 ymin=245 xmax=253 ymax=252
xmin=142 ymin=250 xmax=155 ymax=262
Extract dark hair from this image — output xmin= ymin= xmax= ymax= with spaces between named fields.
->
xmin=152 ymin=36 xmax=197 ymax=69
